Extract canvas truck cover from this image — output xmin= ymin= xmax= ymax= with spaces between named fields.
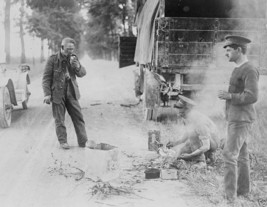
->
xmin=134 ymin=0 xmax=160 ymax=65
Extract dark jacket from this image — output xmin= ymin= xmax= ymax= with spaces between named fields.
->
xmin=42 ymin=52 xmax=86 ymax=104
xmin=226 ymin=62 xmax=259 ymax=122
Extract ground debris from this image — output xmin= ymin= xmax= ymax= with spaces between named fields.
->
xmin=48 ymin=153 xmax=85 ymax=181
xmin=258 ymin=197 xmax=267 ymax=207
xmin=120 ymin=100 xmax=141 ymax=108
xmin=90 ymin=180 xmax=133 ymax=199
xmin=90 ymin=103 xmax=102 ymax=106
xmin=121 ymin=151 xmax=140 ymax=159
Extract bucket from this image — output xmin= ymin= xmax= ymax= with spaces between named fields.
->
xmin=86 ymin=143 xmax=120 ymax=181
xmin=148 ymin=130 xmax=161 ymax=151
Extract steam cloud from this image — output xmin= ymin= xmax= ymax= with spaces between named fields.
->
xmin=189 ymin=0 xmax=266 ymax=118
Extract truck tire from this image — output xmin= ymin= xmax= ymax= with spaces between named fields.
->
xmin=0 ymin=86 xmax=12 ymax=128
xmin=22 ymin=85 xmax=30 ymax=109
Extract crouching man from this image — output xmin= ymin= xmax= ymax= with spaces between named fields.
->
xmin=167 ymin=95 xmax=220 ymax=167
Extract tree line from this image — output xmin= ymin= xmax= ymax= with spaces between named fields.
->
xmin=3 ymin=0 xmax=136 ymax=63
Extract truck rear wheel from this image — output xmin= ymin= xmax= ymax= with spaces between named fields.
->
xmin=0 ymin=86 xmax=12 ymax=128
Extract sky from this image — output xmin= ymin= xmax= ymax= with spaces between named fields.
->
xmin=0 ymin=1 xmax=48 ymax=63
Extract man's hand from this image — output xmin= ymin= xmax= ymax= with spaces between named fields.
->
xmin=179 ymin=153 xmax=191 ymax=159
xmin=43 ymin=95 xmax=51 ymax=104
xmin=71 ymin=59 xmax=81 ymax=69
xmin=218 ymin=90 xmax=232 ymax=100
xmin=166 ymin=141 xmax=177 ymax=148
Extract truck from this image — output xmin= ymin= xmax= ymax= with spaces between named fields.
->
xmin=119 ymin=0 xmax=267 ymax=121
xmin=0 ymin=63 xmax=31 ymax=128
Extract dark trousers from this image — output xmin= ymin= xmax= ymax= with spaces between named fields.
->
xmin=223 ymin=122 xmax=251 ymax=200
xmin=52 ymin=92 xmax=88 ymax=146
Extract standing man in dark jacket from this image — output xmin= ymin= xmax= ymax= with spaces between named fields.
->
xmin=42 ymin=37 xmax=95 ymax=150
xmin=218 ymin=35 xmax=259 ymax=203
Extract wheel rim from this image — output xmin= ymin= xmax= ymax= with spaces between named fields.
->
xmin=1 ymin=87 xmax=12 ymax=126
xmin=4 ymin=87 xmax=12 ymax=123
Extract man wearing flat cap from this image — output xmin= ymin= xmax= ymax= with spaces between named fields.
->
xmin=218 ymin=35 xmax=259 ymax=203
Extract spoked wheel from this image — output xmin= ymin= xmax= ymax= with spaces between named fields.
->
xmin=0 ymin=86 xmax=12 ymax=128
xmin=22 ymin=85 xmax=30 ymax=110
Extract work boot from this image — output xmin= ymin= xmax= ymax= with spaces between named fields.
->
xmin=60 ymin=143 xmax=70 ymax=150
xmin=226 ymin=197 xmax=237 ymax=206
xmin=224 ymin=193 xmax=237 ymax=206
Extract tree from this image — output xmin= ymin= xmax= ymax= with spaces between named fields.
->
xmin=19 ymin=0 xmax=26 ymax=63
xmin=26 ymin=0 xmax=85 ymax=54
xmin=27 ymin=10 xmax=50 ymax=58
xmin=26 ymin=0 xmax=78 ymax=12
xmin=4 ymin=0 xmax=11 ymax=63
xmin=84 ymin=0 xmax=135 ymax=59
xmin=4 ymin=0 xmax=27 ymax=63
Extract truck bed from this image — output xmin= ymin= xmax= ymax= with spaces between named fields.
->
xmin=155 ymin=17 xmax=267 ymax=74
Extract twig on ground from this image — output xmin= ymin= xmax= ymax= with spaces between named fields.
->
xmin=73 ymin=167 xmax=85 ymax=181
xmin=94 ymin=201 xmax=117 ymax=206
xmin=120 ymin=100 xmax=141 ymax=108
xmin=48 ymin=154 xmax=85 ymax=181
xmin=132 ymin=192 xmax=154 ymax=201
xmin=90 ymin=103 xmax=101 ymax=106
xmin=90 ymin=180 xmax=134 ymax=199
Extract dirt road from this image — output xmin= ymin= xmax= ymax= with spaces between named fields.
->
xmin=0 ymin=58 xmax=211 ymax=207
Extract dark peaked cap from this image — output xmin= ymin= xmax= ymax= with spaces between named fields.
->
xmin=223 ymin=35 xmax=251 ymax=48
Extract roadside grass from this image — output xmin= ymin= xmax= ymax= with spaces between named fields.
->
xmin=182 ymin=105 xmax=267 ymax=207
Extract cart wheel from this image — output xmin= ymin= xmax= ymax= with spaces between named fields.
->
xmin=0 ymin=86 xmax=12 ymax=128
xmin=22 ymin=85 xmax=30 ymax=110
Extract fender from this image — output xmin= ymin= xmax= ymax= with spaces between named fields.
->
xmin=26 ymin=73 xmax=30 ymax=84
xmin=15 ymin=72 xmax=31 ymax=103
xmin=17 ymin=64 xmax=31 ymax=85
xmin=0 ymin=77 xmax=17 ymax=105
